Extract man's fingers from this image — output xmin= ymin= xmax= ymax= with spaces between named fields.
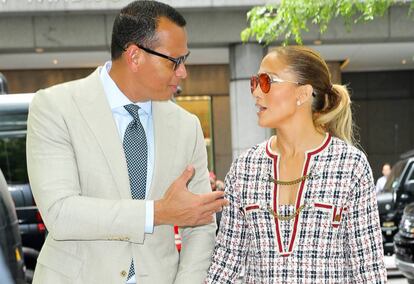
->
xmin=177 ymin=165 xmax=195 ymax=186
xmin=198 ymin=191 xmax=228 ymax=214
xmin=199 ymin=190 xmax=225 ymax=204
xmin=201 ymin=198 xmax=228 ymax=214
xmin=197 ymin=215 xmax=215 ymax=226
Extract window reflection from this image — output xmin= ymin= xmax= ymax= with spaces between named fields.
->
xmin=0 ymin=134 xmax=28 ymax=184
xmin=383 ymin=160 xmax=408 ymax=193
xmin=175 ymin=96 xmax=214 ymax=172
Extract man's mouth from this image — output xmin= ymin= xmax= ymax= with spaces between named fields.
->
xmin=170 ymin=85 xmax=178 ymax=92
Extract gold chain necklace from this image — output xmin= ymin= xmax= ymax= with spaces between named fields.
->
xmin=267 ymin=204 xmax=308 ymax=221
xmin=267 ymin=173 xmax=312 ymax=186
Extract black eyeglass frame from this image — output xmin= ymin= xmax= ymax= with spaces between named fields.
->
xmin=120 ymin=41 xmax=190 ymax=71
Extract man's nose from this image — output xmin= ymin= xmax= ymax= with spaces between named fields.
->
xmin=175 ymin=63 xmax=187 ymax=79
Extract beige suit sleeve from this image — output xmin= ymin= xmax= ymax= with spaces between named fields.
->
xmin=27 ymin=91 xmax=147 ymax=244
xmin=174 ymin=115 xmax=216 ymax=284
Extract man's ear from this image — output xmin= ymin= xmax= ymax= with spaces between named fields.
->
xmin=132 ymin=54 xmax=138 ymax=65
xmin=124 ymin=45 xmax=141 ymax=70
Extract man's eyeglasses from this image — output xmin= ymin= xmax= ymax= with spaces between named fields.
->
xmin=137 ymin=44 xmax=190 ymax=71
xmin=250 ymin=73 xmax=302 ymax=94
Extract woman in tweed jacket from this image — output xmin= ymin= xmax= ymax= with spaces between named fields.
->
xmin=206 ymin=46 xmax=386 ymax=283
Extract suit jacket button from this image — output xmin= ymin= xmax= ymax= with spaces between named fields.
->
xmin=121 ymin=270 xmax=127 ymax=277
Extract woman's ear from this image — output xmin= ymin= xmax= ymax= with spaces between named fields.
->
xmin=297 ymin=84 xmax=314 ymax=105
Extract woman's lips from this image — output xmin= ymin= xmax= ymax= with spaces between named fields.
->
xmin=256 ymin=104 xmax=267 ymax=114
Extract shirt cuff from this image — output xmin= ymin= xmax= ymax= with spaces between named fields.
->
xmin=145 ymin=200 xmax=154 ymax=234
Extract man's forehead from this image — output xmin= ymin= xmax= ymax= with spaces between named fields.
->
xmin=154 ymin=22 xmax=188 ymax=55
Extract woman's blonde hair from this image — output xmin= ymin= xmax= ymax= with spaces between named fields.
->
xmin=273 ymin=46 xmax=356 ymax=145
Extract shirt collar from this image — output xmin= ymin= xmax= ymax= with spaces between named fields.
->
xmin=100 ymin=61 xmax=152 ymax=116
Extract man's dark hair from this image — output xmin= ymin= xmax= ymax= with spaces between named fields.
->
xmin=111 ymin=0 xmax=186 ymax=60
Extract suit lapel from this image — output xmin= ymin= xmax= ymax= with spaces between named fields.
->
xmin=149 ymin=101 xmax=177 ymax=199
xmin=72 ymin=68 xmax=131 ymax=199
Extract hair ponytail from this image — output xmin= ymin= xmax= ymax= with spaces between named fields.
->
xmin=313 ymin=84 xmax=355 ymax=145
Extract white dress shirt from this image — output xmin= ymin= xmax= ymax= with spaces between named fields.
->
xmin=99 ymin=61 xmax=154 ymax=233
xmin=100 ymin=61 xmax=156 ymax=284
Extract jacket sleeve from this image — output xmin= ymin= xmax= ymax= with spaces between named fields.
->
xmin=345 ymin=154 xmax=387 ymax=283
xmin=174 ymin=116 xmax=217 ymax=284
xmin=27 ymin=90 xmax=147 ymax=244
xmin=204 ymin=159 xmax=249 ymax=284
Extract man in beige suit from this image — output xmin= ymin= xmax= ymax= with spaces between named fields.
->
xmin=26 ymin=1 xmax=227 ymax=283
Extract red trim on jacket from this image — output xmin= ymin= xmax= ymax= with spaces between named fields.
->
xmin=314 ymin=203 xmax=333 ymax=209
xmin=266 ymin=134 xmax=332 ymax=256
xmin=245 ymin=205 xmax=260 ymax=211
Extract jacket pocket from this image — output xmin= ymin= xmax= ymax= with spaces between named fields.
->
xmin=314 ymin=202 xmax=347 ymax=228
xmin=37 ymin=244 xmax=82 ymax=279
xmin=242 ymin=203 xmax=262 ymax=215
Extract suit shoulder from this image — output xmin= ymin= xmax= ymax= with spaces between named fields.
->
xmin=170 ymin=100 xmax=194 ymax=116
xmin=156 ymin=100 xmax=197 ymax=120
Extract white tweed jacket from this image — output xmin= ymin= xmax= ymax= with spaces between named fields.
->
xmin=206 ymin=134 xmax=386 ymax=284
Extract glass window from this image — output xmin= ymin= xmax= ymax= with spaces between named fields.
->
xmin=175 ymin=96 xmax=214 ymax=172
xmin=0 ymin=108 xmax=29 ymax=185
xmin=383 ymin=160 xmax=408 ymax=192
xmin=0 ymin=132 xmax=28 ymax=185
xmin=407 ymin=163 xmax=414 ymax=181
xmin=0 ymin=113 xmax=27 ymax=132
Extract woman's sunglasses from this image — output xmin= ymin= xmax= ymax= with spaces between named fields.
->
xmin=250 ymin=73 xmax=302 ymax=94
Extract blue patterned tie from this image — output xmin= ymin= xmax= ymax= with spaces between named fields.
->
xmin=123 ymin=104 xmax=147 ymax=280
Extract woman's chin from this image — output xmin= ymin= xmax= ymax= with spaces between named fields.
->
xmin=257 ymin=111 xmax=272 ymax=128
xmin=258 ymin=118 xmax=279 ymax=129
xmin=257 ymin=119 xmax=268 ymax=128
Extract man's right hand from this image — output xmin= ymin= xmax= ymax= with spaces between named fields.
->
xmin=154 ymin=165 xmax=229 ymax=226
